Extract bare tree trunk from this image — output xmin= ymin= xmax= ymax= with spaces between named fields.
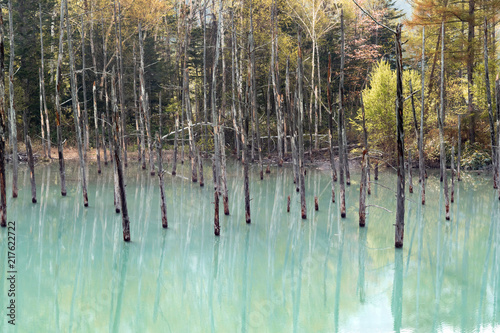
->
xmin=184 ymin=68 xmax=198 ymax=183
xmin=439 ymin=22 xmax=450 ymax=221
xmin=483 ymin=16 xmax=496 ymax=183
xmin=271 ymin=0 xmax=283 ymax=166
xmin=214 ymin=182 xmax=220 ymax=235
xmin=39 ymin=69 xmax=46 ymax=158
xmin=8 ymin=0 xmax=17 ymax=198
xmin=457 ymin=114 xmax=462 ymax=181
xmin=467 ymin=0 xmax=476 ymax=143
xmin=419 ymin=28 xmax=426 ymax=204
xmin=0 ymin=9 xmax=7 ymax=226
xmin=219 ymin=11 xmax=230 ymax=214
xmin=116 ymin=1 xmax=127 ymax=167
xmin=359 ymin=150 xmax=367 ymax=227
xmin=90 ymin=6 xmax=101 ymax=174
xmin=55 ymin=0 xmax=67 ymax=197
xmin=230 ymin=9 xmax=240 ymax=159
xmin=212 ymin=1 xmax=223 ymax=197
xmin=39 ymin=2 xmax=51 ymax=158
xmin=496 ymin=76 xmax=500 ymax=191
xmin=298 ymin=27 xmax=306 ymax=220
xmin=408 ymin=150 xmax=413 ymax=193
xmin=198 ymin=147 xmax=204 ymax=187
xmin=81 ymin=16 xmax=89 ymax=158
xmin=338 ymin=11 xmax=346 ymax=218
xmin=101 ymin=19 xmax=110 ymax=166
xmin=65 ymin=0 xmax=88 ymax=207
xmin=202 ymin=4 xmax=208 ymax=151
xmin=395 ymin=24 xmax=405 ymax=247
xmin=138 ymin=23 xmax=154 ymax=175
xmin=26 ymin=135 xmax=36 ymax=203
xmin=132 ymin=43 xmax=141 ymax=162
xmin=451 ymin=146 xmax=455 ymax=203
xmin=360 ymin=92 xmax=371 ymax=195
xmin=111 ymin=68 xmax=130 ymax=242
xmin=327 ymin=53 xmax=335 ymax=203
xmin=156 ymin=133 xmax=168 ymax=228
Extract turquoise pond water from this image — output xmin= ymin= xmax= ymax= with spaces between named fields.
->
xmin=0 ymin=159 xmax=499 ymax=332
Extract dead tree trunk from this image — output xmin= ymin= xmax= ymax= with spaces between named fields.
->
xmin=359 ymin=150 xmax=367 ymax=227
xmin=230 ymin=9 xmax=240 ymax=159
xmin=138 ymin=22 xmax=154 ymax=175
xmin=133 ymin=43 xmax=142 ymax=163
xmin=116 ymin=1 xmax=127 ymax=167
xmin=39 ymin=3 xmax=51 ymax=158
xmin=439 ymin=22 xmax=450 ymax=221
xmin=361 ymin=90 xmax=370 ymax=196
xmin=89 ymin=7 xmax=101 ymax=174
xmin=0 ymin=8 xmax=7 ymax=226
xmin=327 ymin=53 xmax=335 ymax=203
xmin=214 ymin=185 xmax=220 ymax=236
xmin=184 ymin=69 xmax=198 ymax=183
xmin=8 ymin=0 xmax=17 ymax=198
xmin=338 ymin=11 xmax=346 ymax=218
xmin=484 ymin=17 xmax=496 ymax=178
xmin=408 ymin=150 xmax=413 ymax=194
xmin=395 ymin=24 xmax=405 ymax=247
xmin=55 ymin=0 xmax=67 ymax=196
xmin=419 ymin=28 xmax=426 ymax=204
xmin=212 ymin=1 xmax=222 ymax=198
xmin=156 ymin=133 xmax=168 ymax=228
xmin=457 ymin=114 xmax=462 ymax=181
xmin=26 ymin=135 xmax=36 ymax=203
xmin=81 ymin=16 xmax=89 ymax=158
xmin=298 ymin=27 xmax=306 ymax=220
xmin=111 ymin=68 xmax=130 ymax=242
xmin=39 ymin=69 xmax=46 ymax=158
xmin=198 ymin=147 xmax=204 ymax=187
xmin=496 ymin=76 xmax=500 ymax=192
xmin=65 ymin=0 xmax=88 ymax=207
xmin=271 ymin=0 xmax=283 ymax=166
xmin=220 ymin=12 xmax=230 ymax=214
xmin=451 ymin=146 xmax=455 ymax=203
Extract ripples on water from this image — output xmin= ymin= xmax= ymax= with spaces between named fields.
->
xmin=0 ymin=160 xmax=499 ymax=332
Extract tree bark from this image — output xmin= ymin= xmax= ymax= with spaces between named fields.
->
xmin=467 ymin=0 xmax=476 ymax=143
xmin=483 ymin=17 xmax=496 ymax=180
xmin=81 ymin=16 xmax=89 ymax=158
xmin=408 ymin=150 xmax=413 ymax=193
xmin=115 ymin=0 xmax=127 ymax=167
xmin=298 ymin=27 xmax=307 ymax=220
xmin=212 ymin=1 xmax=223 ymax=197
xmin=439 ymin=22 xmax=450 ymax=221
xmin=55 ymin=0 xmax=67 ymax=197
xmin=183 ymin=68 xmax=198 ymax=183
xmin=138 ymin=23 xmax=154 ymax=175
xmin=359 ymin=150 xmax=367 ymax=227
xmin=451 ymin=146 xmax=455 ymax=203
xmin=327 ymin=53 xmax=335 ymax=203
xmin=395 ymin=24 xmax=405 ymax=248
xmin=338 ymin=11 xmax=346 ymax=218
xmin=26 ymin=135 xmax=36 ymax=203
xmin=156 ymin=133 xmax=168 ymax=228
xmin=89 ymin=6 xmax=101 ymax=174
xmin=8 ymin=0 xmax=17 ymax=198
xmin=457 ymin=114 xmax=462 ymax=181
xmin=39 ymin=2 xmax=51 ymax=158
xmin=220 ymin=12 xmax=230 ymax=214
xmin=39 ymin=68 xmax=46 ymax=158
xmin=420 ymin=28 xmax=426 ymax=204
xmin=65 ymin=0 xmax=88 ymax=207
xmin=111 ymin=68 xmax=130 ymax=241
xmin=133 ymin=43 xmax=142 ymax=163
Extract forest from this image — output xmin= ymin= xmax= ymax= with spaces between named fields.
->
xmin=0 ymin=0 xmax=498 ymax=239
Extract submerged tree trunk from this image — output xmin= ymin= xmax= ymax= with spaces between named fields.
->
xmin=483 ymin=17 xmax=496 ymax=184
xmin=0 ymin=8 xmax=7 ymax=226
xmin=327 ymin=53 xmax=335 ymax=203
xmin=220 ymin=12 xmax=230 ymax=214
xmin=420 ymin=28 xmax=426 ymax=204
xmin=395 ymin=24 xmax=405 ymax=248
xmin=26 ymin=136 xmax=36 ymax=203
xmin=55 ymin=0 xmax=67 ymax=196
xmin=451 ymin=146 xmax=455 ymax=203
xmin=359 ymin=150 xmax=367 ymax=227
xmin=65 ymin=0 xmax=88 ymax=207
xmin=338 ymin=11 xmax=346 ymax=218
xmin=298 ymin=27 xmax=307 ymax=220
xmin=439 ymin=22 xmax=450 ymax=221
xmin=8 ymin=0 xmax=17 ymax=198
xmin=111 ymin=68 xmax=130 ymax=242
xmin=156 ymin=133 xmax=168 ymax=228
